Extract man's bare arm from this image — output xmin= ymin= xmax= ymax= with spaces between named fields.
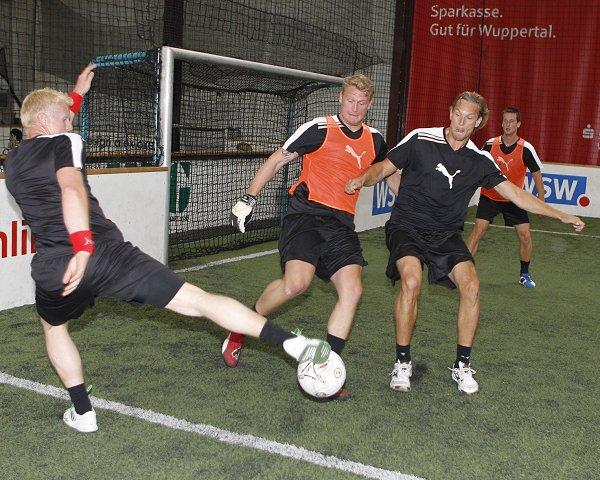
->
xmin=246 ymin=147 xmax=299 ymax=197
xmin=345 ymin=158 xmax=397 ymax=194
xmin=230 ymin=147 xmax=299 ymax=233
xmin=56 ymin=167 xmax=92 ymax=295
xmin=69 ymin=64 xmax=96 ymax=120
xmin=386 ymin=170 xmax=401 ymax=196
xmin=494 ymin=180 xmax=584 ymax=231
xmin=532 ymin=170 xmax=545 ymax=203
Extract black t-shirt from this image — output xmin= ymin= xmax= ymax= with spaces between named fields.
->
xmin=5 ymin=133 xmax=122 ymax=256
xmin=283 ymin=115 xmax=388 ymax=227
xmin=387 ymin=127 xmax=506 ymax=232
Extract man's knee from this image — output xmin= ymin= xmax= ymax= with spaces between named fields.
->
xmin=165 ymin=282 xmax=209 ymax=317
xmin=283 ymin=276 xmax=311 ymax=298
xmin=39 ymin=316 xmax=67 ymax=334
xmin=516 ymin=225 xmax=532 ymax=243
xmin=339 ymin=280 xmax=362 ymax=306
xmin=471 ymin=222 xmax=489 ymax=240
xmin=400 ymin=273 xmax=422 ymax=299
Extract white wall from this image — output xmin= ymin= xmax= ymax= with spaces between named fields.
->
xmin=355 ymin=182 xmax=393 ymax=232
xmin=0 ymin=168 xmax=168 ymax=310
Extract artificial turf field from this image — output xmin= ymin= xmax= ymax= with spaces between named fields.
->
xmin=1 ymin=209 xmax=598 ymax=480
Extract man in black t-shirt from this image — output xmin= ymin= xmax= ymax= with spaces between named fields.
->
xmin=4 ymin=66 xmax=330 ymax=433
xmin=346 ymin=91 xmax=584 ymax=395
xmin=226 ymin=74 xmax=387 ymax=400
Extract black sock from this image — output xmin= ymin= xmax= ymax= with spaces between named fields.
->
xmin=396 ymin=344 xmax=411 ymax=363
xmin=326 ymin=333 xmax=346 ymax=356
xmin=67 ymin=383 xmax=92 ymax=415
xmin=259 ymin=320 xmax=294 ymax=346
xmin=520 ymin=261 xmax=530 ymax=275
xmin=455 ymin=345 xmax=472 ymax=367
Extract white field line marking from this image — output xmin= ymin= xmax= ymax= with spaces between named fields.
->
xmin=174 ymin=249 xmax=278 ymax=273
xmin=0 ymin=371 xmax=423 ymax=480
xmin=463 ymin=222 xmax=600 ymax=239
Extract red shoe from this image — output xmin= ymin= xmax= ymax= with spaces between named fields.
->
xmin=333 ymin=386 xmax=351 ymax=401
xmin=221 ymin=332 xmax=245 ymax=367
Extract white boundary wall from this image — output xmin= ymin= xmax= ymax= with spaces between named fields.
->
xmin=355 ymin=162 xmax=600 ymax=231
xmin=0 ymin=169 xmax=168 ymax=310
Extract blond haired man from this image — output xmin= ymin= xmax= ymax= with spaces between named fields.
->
xmin=346 ymin=92 xmax=584 ymax=395
xmin=226 ymin=74 xmax=388 ymax=400
xmin=4 ymin=65 xmax=330 ymax=432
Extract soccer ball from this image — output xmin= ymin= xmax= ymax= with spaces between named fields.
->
xmin=297 ymin=351 xmax=346 ymax=398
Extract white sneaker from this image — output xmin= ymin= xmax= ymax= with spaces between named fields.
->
xmin=63 ymin=406 xmax=98 ymax=433
xmin=449 ymin=361 xmax=479 ymax=394
xmin=390 ymin=361 xmax=412 ymax=392
xmin=283 ymin=335 xmax=331 ymax=364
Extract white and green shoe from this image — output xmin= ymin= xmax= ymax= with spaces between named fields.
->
xmin=284 ymin=334 xmax=331 ymax=364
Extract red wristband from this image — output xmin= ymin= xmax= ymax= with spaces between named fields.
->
xmin=68 ymin=91 xmax=83 ymax=114
xmin=69 ymin=230 xmax=94 ymax=255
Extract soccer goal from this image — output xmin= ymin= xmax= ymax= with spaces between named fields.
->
xmin=84 ymin=46 xmax=343 ymax=261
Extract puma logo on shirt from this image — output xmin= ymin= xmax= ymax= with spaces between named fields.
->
xmin=345 ymin=145 xmax=366 ymax=168
xmin=496 ymin=156 xmax=513 ymax=172
xmin=435 ymin=163 xmax=461 ymax=189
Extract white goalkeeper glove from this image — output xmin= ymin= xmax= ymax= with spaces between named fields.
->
xmin=230 ymin=194 xmax=257 ymax=233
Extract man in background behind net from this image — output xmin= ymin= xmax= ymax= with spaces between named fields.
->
xmin=4 ymin=65 xmax=330 ymax=433
xmin=227 ymin=74 xmax=388 ymax=400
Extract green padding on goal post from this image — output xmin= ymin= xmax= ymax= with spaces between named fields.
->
xmin=81 ymin=51 xmax=154 ymax=141
xmin=91 ymin=51 xmax=148 ymax=68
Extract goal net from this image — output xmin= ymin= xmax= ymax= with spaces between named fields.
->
xmin=84 ymin=47 xmax=342 ymax=260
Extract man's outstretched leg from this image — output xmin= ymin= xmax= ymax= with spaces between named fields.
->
xmin=221 ymin=260 xmax=316 ymax=367
xmin=40 ymin=318 xmax=98 ymax=433
xmin=168 ymin=282 xmax=329 ymax=364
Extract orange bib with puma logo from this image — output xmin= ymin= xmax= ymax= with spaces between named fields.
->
xmin=289 ymin=116 xmax=376 ymax=214
xmin=482 ymin=136 xmax=526 ymax=202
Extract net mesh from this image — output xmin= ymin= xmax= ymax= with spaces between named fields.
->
xmin=83 ymin=51 xmax=160 ymax=168
xmin=167 ymin=59 xmax=339 ymax=259
xmin=0 ymin=0 xmax=398 ymax=260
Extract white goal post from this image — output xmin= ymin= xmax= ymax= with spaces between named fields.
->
xmin=157 ymin=46 xmax=344 ymax=259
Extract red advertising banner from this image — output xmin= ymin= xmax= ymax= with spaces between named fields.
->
xmin=406 ymin=1 xmax=599 ymax=166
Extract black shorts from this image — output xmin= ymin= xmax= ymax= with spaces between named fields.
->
xmin=475 ymin=194 xmax=529 ymax=226
xmin=32 ymin=241 xmax=185 ymax=326
xmin=385 ymin=222 xmax=473 ymax=289
xmin=278 ymin=214 xmax=366 ymax=281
